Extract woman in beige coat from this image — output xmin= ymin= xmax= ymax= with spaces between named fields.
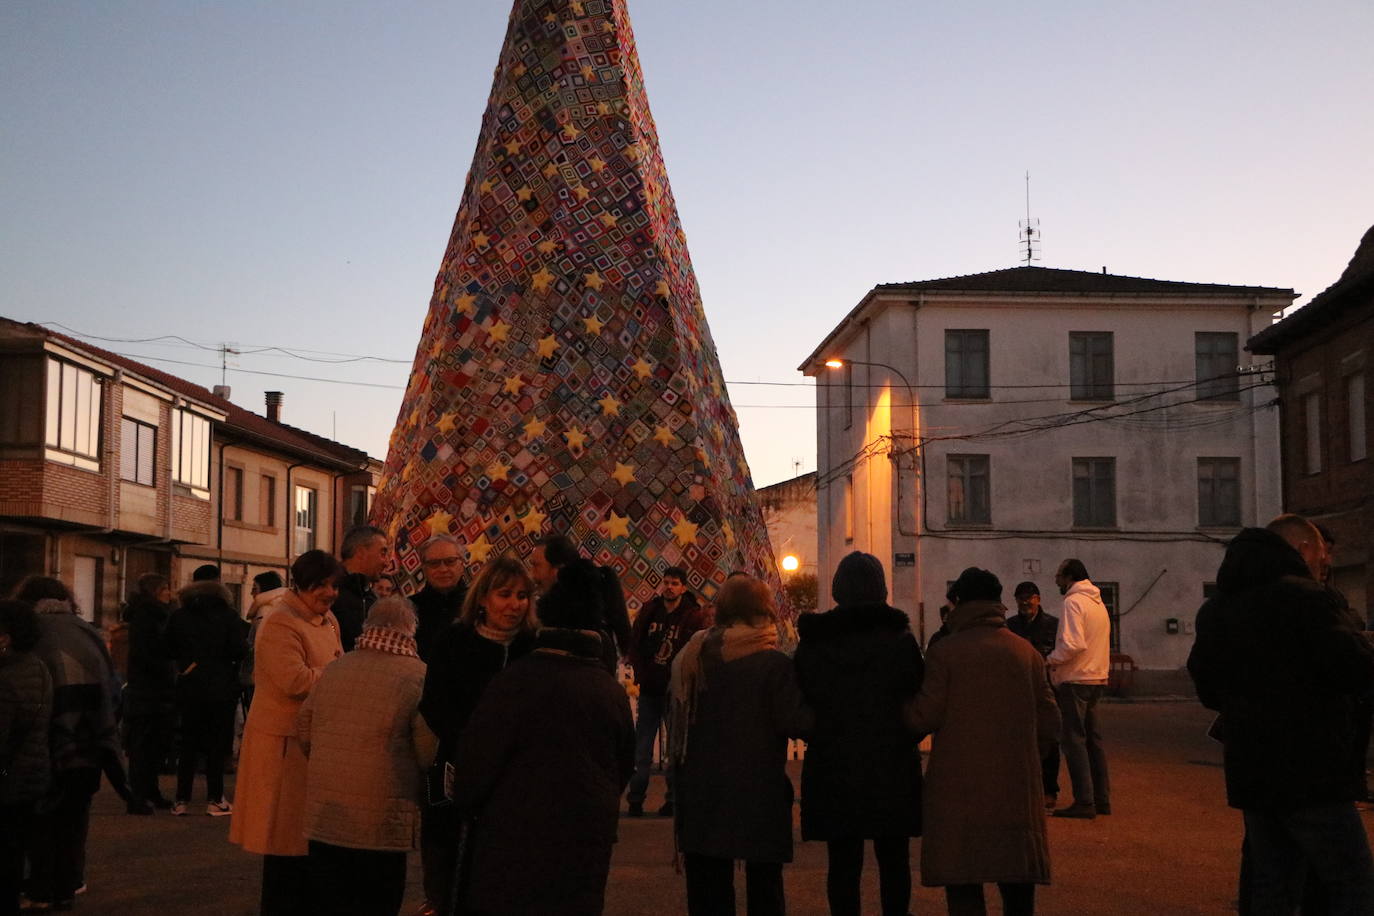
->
xmin=229 ymin=550 xmax=344 ymax=915
xmin=298 ymin=596 xmax=436 ymax=916
xmin=906 ymin=567 xmax=1060 ymax=916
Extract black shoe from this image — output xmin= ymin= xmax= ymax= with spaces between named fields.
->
xmin=657 ymin=801 xmax=674 ymax=817
xmin=126 ymin=800 xmax=155 ymax=816
xmin=1095 ymin=803 xmax=1112 ymax=815
xmin=150 ymin=795 xmax=174 ymax=810
xmin=626 ymin=802 xmax=644 ymax=817
xmin=1052 ymin=803 xmax=1097 ymax=819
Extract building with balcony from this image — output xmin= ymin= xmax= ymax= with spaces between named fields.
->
xmin=0 ymin=317 xmax=377 ymax=623
xmin=800 ymin=267 xmax=1293 ymax=690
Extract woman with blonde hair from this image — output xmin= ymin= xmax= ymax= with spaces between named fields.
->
xmin=229 ymin=549 xmax=344 ymax=916
xmin=416 ymin=555 xmax=538 ymax=915
xmin=670 ymin=575 xmax=812 ymax=915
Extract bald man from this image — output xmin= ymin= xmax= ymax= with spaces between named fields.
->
xmin=1188 ymin=514 xmax=1374 ymax=913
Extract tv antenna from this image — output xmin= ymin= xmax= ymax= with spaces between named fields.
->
xmin=219 ymin=343 xmax=241 ymax=386
xmin=1018 ymin=171 xmax=1041 ymax=265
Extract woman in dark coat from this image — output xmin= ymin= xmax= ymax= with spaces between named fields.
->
xmin=0 ymin=599 xmax=52 ymax=916
xmin=906 ymin=567 xmax=1058 ymax=916
xmin=794 ymin=551 xmax=924 ymax=916
xmin=417 ymin=556 xmax=537 ymax=915
xmin=452 ymin=559 xmax=634 ymax=916
xmin=122 ymin=574 xmax=177 ymax=813
xmin=670 ymin=576 xmax=811 ymax=915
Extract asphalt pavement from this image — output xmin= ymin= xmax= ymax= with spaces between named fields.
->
xmin=76 ymin=700 xmax=1371 ymax=914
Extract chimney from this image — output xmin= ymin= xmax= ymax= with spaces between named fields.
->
xmin=265 ymin=391 xmax=283 ymax=423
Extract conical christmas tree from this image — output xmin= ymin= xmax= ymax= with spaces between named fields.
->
xmin=373 ymin=0 xmax=781 ymax=610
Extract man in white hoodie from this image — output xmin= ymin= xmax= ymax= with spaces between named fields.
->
xmin=1047 ymin=558 xmax=1112 ymax=819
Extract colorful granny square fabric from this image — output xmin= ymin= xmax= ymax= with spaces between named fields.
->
xmin=372 ymin=0 xmax=782 ymax=612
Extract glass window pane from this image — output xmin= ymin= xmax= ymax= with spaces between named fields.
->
xmin=45 ymin=359 xmax=61 ymax=447
xmin=60 ymin=364 xmax=78 ymax=450
xmin=120 ymin=418 xmax=137 ymax=481
xmin=139 ymin=423 xmax=155 ymax=485
xmin=1349 ymin=374 xmax=1366 ymax=462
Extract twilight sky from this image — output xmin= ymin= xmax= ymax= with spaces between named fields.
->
xmin=3 ymin=0 xmax=1371 ymax=486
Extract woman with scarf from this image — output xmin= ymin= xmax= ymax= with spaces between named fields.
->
xmin=230 ymin=550 xmax=344 ymax=916
xmin=416 ymin=557 xmax=537 ymax=915
xmin=452 ymin=558 xmax=634 ymax=916
xmin=794 ymin=551 xmax=925 ymax=916
xmin=670 ymin=575 xmax=811 ymax=916
xmin=298 ymin=596 xmax=437 ymax=916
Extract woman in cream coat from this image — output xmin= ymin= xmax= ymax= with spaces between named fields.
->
xmin=230 ymin=550 xmax=344 ymax=916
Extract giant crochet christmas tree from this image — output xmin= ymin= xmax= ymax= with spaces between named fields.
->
xmin=373 ymin=0 xmax=782 ymax=611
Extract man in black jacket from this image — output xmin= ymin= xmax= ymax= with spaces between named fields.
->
xmin=122 ymin=573 xmax=177 ymax=813
xmin=1188 ymin=514 xmax=1374 ymax=912
xmin=1008 ymin=581 xmax=1061 ymax=809
xmin=333 ymin=525 xmax=391 ymax=652
xmin=412 ymin=535 xmax=469 ymax=663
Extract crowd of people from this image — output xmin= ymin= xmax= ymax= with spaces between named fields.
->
xmin=2 ymin=511 xmax=1372 ymax=915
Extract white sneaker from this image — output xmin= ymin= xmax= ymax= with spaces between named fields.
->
xmin=207 ymin=798 xmax=232 ymax=817
xmin=171 ymin=801 xmax=188 ymax=816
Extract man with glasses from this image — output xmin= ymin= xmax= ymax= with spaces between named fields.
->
xmin=1008 ymin=581 xmax=1061 ymax=809
xmin=412 ymin=535 xmax=469 ymax=663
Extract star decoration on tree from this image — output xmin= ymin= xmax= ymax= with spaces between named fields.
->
xmin=671 ymin=516 xmax=699 ymax=547
xmin=467 ymin=536 xmax=493 ymax=564
xmin=598 ymin=394 xmax=622 ymax=416
xmin=605 ymin=511 xmax=630 ymax=539
xmin=523 ymin=416 xmax=547 ymax=439
xmin=536 ymin=335 xmax=560 ymax=359
xmin=436 ymin=413 xmax=458 ymax=434
xmin=565 ymin=426 xmax=588 ymax=451
xmin=632 ymin=358 xmax=653 ymax=380
xmin=521 ymin=505 xmax=547 ymax=533
xmin=426 ymin=509 xmax=455 ymax=536
xmin=455 ymin=292 xmax=478 ymax=315
xmin=611 ymin=461 xmax=636 ymax=486
xmin=486 ymin=460 xmax=510 ymax=482
xmin=516 ymin=186 xmax=535 ymax=202
xmin=653 ymin=424 xmax=674 ymax=446
xmin=583 ymin=271 xmax=605 ymax=291
xmin=503 ymin=375 xmax=525 ymax=395
xmin=531 ymin=266 xmax=555 ymax=292
xmin=584 ymin=315 xmax=605 ymax=334
xmin=489 ymin=320 xmax=510 ymax=342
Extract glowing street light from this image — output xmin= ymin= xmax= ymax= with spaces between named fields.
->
xmin=781 ymin=554 xmax=800 ymax=572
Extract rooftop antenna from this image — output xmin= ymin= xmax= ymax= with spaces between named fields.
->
xmin=1018 ymin=171 xmax=1041 ymax=265
xmin=219 ymin=343 xmax=240 ymax=387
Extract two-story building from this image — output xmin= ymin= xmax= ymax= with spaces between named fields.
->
xmin=0 ymin=317 xmax=377 ymax=623
xmin=800 ymin=267 xmax=1293 ymax=691
xmin=1249 ymin=223 xmax=1374 ymax=616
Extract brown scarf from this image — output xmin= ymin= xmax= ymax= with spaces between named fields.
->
xmin=355 ymin=627 xmax=419 ymax=658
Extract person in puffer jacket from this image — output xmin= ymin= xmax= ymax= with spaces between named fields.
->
xmin=0 ymin=598 xmax=53 ymax=916
xmin=17 ymin=576 xmax=122 ymax=911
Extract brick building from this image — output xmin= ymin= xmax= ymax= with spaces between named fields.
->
xmin=1249 ymin=223 xmax=1374 ymax=616
xmin=0 ymin=317 xmax=377 ymax=625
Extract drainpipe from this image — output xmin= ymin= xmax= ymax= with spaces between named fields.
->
xmin=283 ymin=460 xmax=307 ymax=570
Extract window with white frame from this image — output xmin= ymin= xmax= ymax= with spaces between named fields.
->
xmin=169 ymin=408 xmax=211 ymax=495
xmin=1072 ymin=458 xmax=1116 ymax=527
xmin=295 ymin=486 xmax=318 ymax=554
xmin=45 ymin=357 xmax=102 ymax=468
xmin=1197 ymin=457 xmax=1241 ymax=527
xmin=947 ymin=454 xmax=991 ymax=525
xmin=1070 ymin=332 xmax=1114 ymax=401
xmin=120 ymin=417 xmax=156 ymax=486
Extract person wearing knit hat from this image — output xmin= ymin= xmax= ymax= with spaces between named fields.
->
xmin=795 ymin=552 xmax=924 ymax=916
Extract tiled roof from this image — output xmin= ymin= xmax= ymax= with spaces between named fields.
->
xmin=8 ymin=318 xmax=370 ymax=470
xmin=1248 ymin=223 xmax=1374 ymax=354
xmin=876 ymin=265 xmax=1291 ymax=296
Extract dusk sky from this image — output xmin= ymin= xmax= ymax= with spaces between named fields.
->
xmin=4 ymin=1 xmax=1371 ymax=486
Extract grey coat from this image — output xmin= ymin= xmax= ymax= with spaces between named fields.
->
xmin=0 ymin=651 xmax=53 ymax=805
xmin=907 ymin=600 xmax=1059 ymax=887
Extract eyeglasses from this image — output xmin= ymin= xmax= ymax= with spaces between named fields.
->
xmin=423 ymin=556 xmax=461 ymax=569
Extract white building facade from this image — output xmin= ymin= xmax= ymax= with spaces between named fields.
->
xmin=800 ymin=267 xmax=1293 ymax=692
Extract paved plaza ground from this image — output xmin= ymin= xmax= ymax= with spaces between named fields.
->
xmin=77 ymin=700 xmax=1371 ymax=914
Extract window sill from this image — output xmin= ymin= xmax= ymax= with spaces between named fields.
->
xmin=119 ymin=479 xmax=157 ymax=489
xmin=45 ymin=449 xmax=100 ymax=473
xmin=1197 ymin=524 xmax=1241 ymax=533
xmin=1070 ymin=525 xmax=1119 ymax=532
xmin=224 ymin=519 xmax=278 ymax=534
xmin=945 ymin=521 xmax=993 ymax=528
xmin=173 ymin=484 xmax=211 ymax=501
xmin=942 ymin=396 xmax=991 ymax=403
xmin=1068 ymin=398 xmax=1116 ymax=405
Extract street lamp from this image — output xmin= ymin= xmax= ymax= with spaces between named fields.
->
xmin=781 ymin=554 xmax=800 ymax=572
xmin=823 ymin=356 xmax=924 ymax=643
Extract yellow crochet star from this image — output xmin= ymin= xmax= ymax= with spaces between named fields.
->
xmin=467 ymin=536 xmax=493 ymax=565
xmin=542 ymin=162 xmax=559 ymax=179
xmin=598 ymin=394 xmax=621 ymax=416
xmin=531 ymin=267 xmax=555 ymax=293
xmin=671 ymin=517 xmax=699 ymax=547
xmin=536 ymin=335 xmax=559 ymax=359
xmin=521 ymin=506 xmax=547 ymax=534
xmin=486 ymin=460 xmax=510 ymax=482
xmin=536 ymin=238 xmax=559 ymax=255
xmin=426 ymin=509 xmax=454 ymax=536
xmin=655 ymin=279 xmax=670 ymax=297
xmin=435 ymin=413 xmax=458 ymax=434
xmin=632 ymin=358 xmax=653 ymax=380
xmin=605 ymin=512 xmax=630 ymax=539
xmin=652 ymin=424 xmax=674 ymax=447
xmin=503 ymin=375 xmax=524 ymax=395
xmin=583 ymin=271 xmax=605 ymax=291
xmin=611 ymin=461 xmax=636 ymax=486
xmin=504 ymin=139 xmax=521 ymax=155
xmin=488 ymin=320 xmax=510 ymax=343
xmin=479 ymin=178 xmax=495 ymax=193
xmin=573 ymin=186 xmax=591 ymax=201
xmin=516 ymin=186 xmax=534 ymax=202
xmin=598 ymin=212 xmax=618 ymax=228
xmin=722 ymin=522 xmax=737 ymax=548
xmin=472 ymin=232 xmax=491 ymax=248
xmin=455 ymin=292 xmax=478 ymax=315
xmin=583 ymin=316 xmax=605 ymax=335
xmin=589 ymin=156 xmax=607 ymax=173
xmin=523 ymin=417 xmax=547 ymax=439
xmin=565 ymin=426 xmax=588 ymax=451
